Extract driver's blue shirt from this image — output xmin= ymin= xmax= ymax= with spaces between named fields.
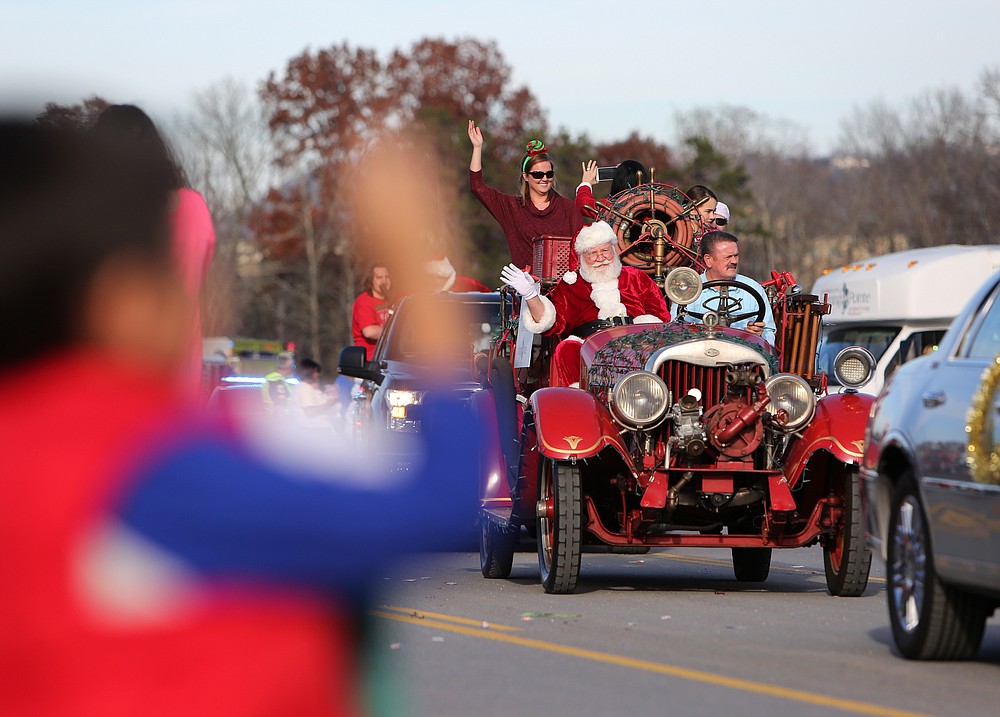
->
xmin=682 ymin=272 xmax=777 ymax=344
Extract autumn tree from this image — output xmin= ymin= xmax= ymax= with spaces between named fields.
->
xmin=34 ymin=95 xmax=109 ymax=131
xmin=593 ymin=131 xmax=677 ymax=185
xmin=386 ymin=37 xmax=547 ymax=278
xmin=252 ymin=38 xmax=548 ymax=361
xmin=836 ymin=72 xmax=1000 ymax=266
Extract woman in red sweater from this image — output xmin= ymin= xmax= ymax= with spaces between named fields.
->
xmin=468 ymin=120 xmax=583 ymax=271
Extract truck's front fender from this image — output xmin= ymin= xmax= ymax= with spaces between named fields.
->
xmin=471 ymin=389 xmax=512 ymax=522
xmin=784 ymin=391 xmax=874 ymax=484
xmin=530 ymin=387 xmax=629 ymax=462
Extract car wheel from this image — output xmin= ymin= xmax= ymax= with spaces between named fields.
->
xmin=731 ymin=548 xmax=771 ymax=582
xmin=824 ymin=470 xmax=872 ymax=597
xmin=537 ymin=458 xmax=582 ymax=594
xmin=887 ymin=475 xmax=989 ymax=659
xmin=480 ymin=515 xmax=516 ymax=579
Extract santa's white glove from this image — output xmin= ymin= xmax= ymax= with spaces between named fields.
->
xmin=500 ymin=263 xmax=538 ymax=300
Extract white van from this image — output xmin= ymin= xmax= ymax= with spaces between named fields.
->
xmin=811 ymin=244 xmax=1000 ymax=395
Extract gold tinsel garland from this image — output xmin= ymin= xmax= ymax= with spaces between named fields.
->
xmin=965 ymin=355 xmax=1000 ymax=486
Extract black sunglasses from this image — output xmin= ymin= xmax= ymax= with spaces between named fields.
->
xmin=714 ymin=218 xmax=728 ymax=226
xmin=527 ymin=170 xmax=555 ymax=179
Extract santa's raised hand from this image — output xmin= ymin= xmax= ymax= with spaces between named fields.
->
xmin=500 ymin=263 xmax=538 ymax=300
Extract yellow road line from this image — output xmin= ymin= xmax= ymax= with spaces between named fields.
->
xmin=375 ymin=606 xmax=521 ymax=632
xmin=375 ymin=611 xmax=935 ymax=717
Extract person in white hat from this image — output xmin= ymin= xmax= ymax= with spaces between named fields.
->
xmin=714 ymin=201 xmax=731 ymax=228
xmin=500 ymin=221 xmax=669 ymax=385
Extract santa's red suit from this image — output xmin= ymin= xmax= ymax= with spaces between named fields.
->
xmin=523 ymin=265 xmax=668 ymax=338
xmin=520 ymin=222 xmax=670 ymax=386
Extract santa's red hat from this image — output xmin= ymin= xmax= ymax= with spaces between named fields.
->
xmin=425 ymin=253 xmax=457 ymax=291
xmin=564 ymin=221 xmax=617 ymax=284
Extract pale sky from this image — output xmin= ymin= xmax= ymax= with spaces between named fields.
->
xmin=2 ymin=0 xmax=998 ymax=155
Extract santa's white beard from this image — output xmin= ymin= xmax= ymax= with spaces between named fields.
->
xmin=579 ymin=253 xmax=627 ymax=319
xmin=579 ymin=252 xmax=622 ymax=284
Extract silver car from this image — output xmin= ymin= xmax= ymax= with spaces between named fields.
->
xmin=861 ymin=267 xmax=1000 ymax=659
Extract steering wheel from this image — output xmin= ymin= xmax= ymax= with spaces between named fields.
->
xmin=683 ymin=279 xmax=767 ymax=325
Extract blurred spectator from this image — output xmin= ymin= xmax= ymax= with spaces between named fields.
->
xmin=93 ymin=104 xmax=215 ymax=401
xmin=0 ymin=119 xmax=479 ymax=717
xmin=262 ymin=351 xmax=296 ymax=415
xmin=293 ymin=358 xmax=336 ymax=431
xmin=715 ymin=201 xmax=731 ymax=228
xmin=351 ymin=263 xmax=391 ymax=360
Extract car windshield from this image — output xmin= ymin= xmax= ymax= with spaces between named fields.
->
xmin=817 ymin=325 xmax=900 ymax=383
xmin=389 ymin=298 xmax=502 ymax=362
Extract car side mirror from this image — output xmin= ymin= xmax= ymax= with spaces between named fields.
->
xmin=338 ymin=345 xmax=384 ymax=384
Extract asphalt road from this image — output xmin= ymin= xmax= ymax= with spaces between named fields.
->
xmin=366 ymin=541 xmax=999 ymax=717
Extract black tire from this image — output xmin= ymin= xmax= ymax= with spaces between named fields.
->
xmin=537 ymin=458 xmax=582 ymax=594
xmin=732 ymin=548 xmax=771 ymax=582
xmin=887 ymin=475 xmax=990 ymax=659
xmin=824 ymin=470 xmax=872 ymax=597
xmin=480 ymin=516 xmax=516 ymax=579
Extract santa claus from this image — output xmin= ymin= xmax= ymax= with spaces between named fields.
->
xmin=500 ymin=220 xmax=670 ymax=385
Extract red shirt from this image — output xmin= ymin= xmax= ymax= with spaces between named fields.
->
xmin=469 ymin=169 xmax=584 ymax=271
xmin=0 ymin=352 xmax=358 ymax=717
xmin=351 ymin=291 xmax=389 ymax=360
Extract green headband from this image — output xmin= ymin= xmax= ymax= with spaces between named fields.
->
xmin=521 ymin=139 xmax=548 ymax=172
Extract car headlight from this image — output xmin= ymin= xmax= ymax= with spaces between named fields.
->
xmin=665 ymin=267 xmax=703 ymax=305
xmin=764 ymin=374 xmax=815 ymax=431
xmin=387 ymin=389 xmax=425 ymax=420
xmin=611 ymin=372 xmax=670 ymax=428
xmin=833 ymin=347 xmax=876 ymax=389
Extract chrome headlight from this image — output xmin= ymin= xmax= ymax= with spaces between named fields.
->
xmin=611 ymin=372 xmax=670 ymax=428
xmin=764 ymin=374 xmax=815 ymax=431
xmin=665 ymin=267 xmax=702 ymax=305
xmin=833 ymin=347 xmax=876 ymax=389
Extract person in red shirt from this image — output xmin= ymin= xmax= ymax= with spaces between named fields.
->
xmin=351 ymin=263 xmax=391 ymax=360
xmin=467 ymin=120 xmax=584 ymax=271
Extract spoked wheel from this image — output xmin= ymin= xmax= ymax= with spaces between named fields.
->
xmin=537 ymin=458 xmax=582 ymax=594
xmin=480 ymin=515 xmax=516 ymax=579
xmin=824 ymin=471 xmax=872 ymax=596
xmin=731 ymin=548 xmax=771 ymax=582
xmin=887 ymin=475 xmax=989 ymax=659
